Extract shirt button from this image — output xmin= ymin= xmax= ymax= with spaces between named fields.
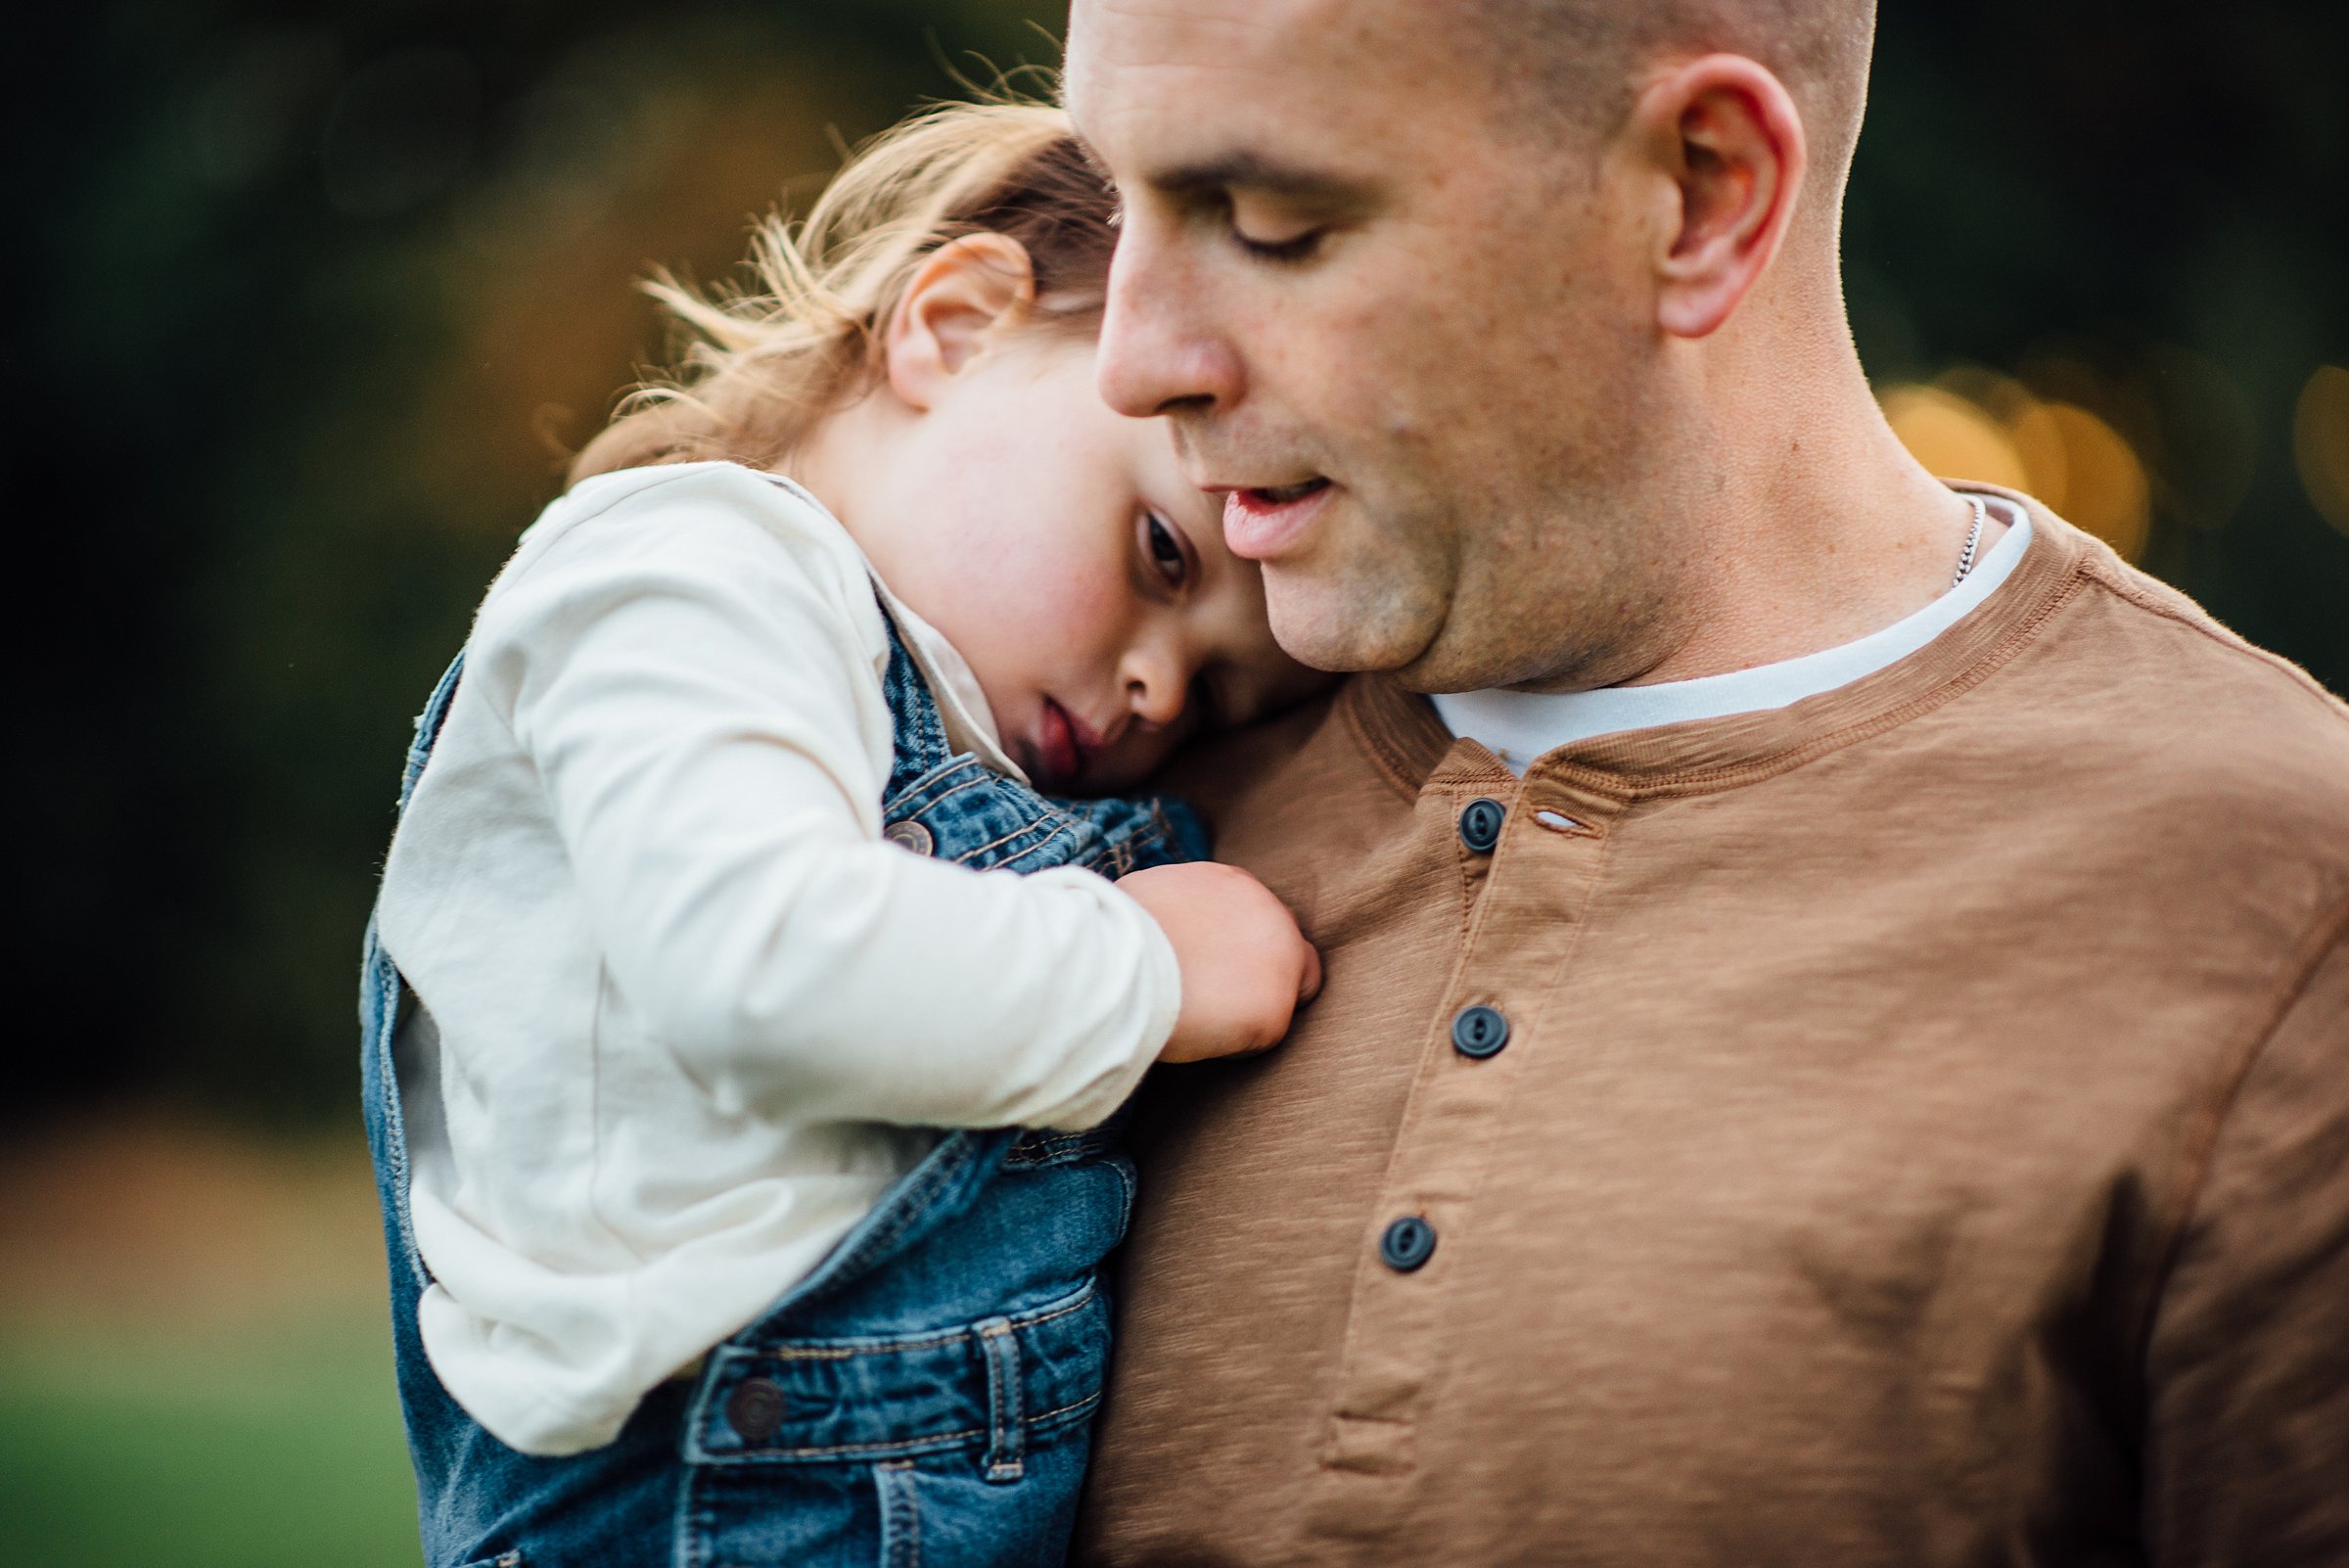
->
xmin=1379 ymin=1215 xmax=1438 ymax=1272
xmin=1451 ymin=1003 xmax=1509 ymax=1059
xmin=1457 ymin=798 xmax=1506 ymax=853
xmin=726 ymin=1377 xmax=788 ymax=1441
xmin=883 ymin=819 xmax=934 ymax=855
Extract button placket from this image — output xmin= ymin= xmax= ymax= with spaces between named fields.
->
xmin=1450 ymin=1004 xmax=1509 ymax=1059
xmin=1317 ymin=777 xmax=1616 ymax=1485
xmin=1457 ymin=798 xmax=1506 ymax=853
xmin=1379 ymin=1216 xmax=1438 ymax=1271
xmin=1442 ymin=783 xmax=1513 ymax=919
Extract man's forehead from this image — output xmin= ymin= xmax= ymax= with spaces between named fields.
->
xmin=1067 ymin=0 xmax=1334 ymax=69
xmin=1066 ymin=0 xmax=1437 ymax=170
xmin=1069 ymin=0 xmax=1297 ymax=126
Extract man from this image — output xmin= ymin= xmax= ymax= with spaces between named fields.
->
xmin=1061 ymin=1 xmax=2349 ymax=1562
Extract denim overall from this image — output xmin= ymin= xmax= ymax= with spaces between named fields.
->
xmin=359 ymin=619 xmax=1205 ymax=1568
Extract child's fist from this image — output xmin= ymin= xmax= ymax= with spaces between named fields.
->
xmin=1118 ymin=862 xmax=1321 ymax=1064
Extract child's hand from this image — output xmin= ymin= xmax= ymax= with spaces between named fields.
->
xmin=1118 ymin=862 xmax=1321 ymax=1063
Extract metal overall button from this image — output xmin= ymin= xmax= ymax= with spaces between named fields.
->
xmin=1457 ymin=798 xmax=1506 ymax=853
xmin=1451 ymin=1004 xmax=1509 ymax=1059
xmin=725 ymin=1377 xmax=789 ymax=1442
xmin=1380 ymin=1216 xmax=1438 ymax=1272
xmin=883 ymin=820 xmax=934 ymax=856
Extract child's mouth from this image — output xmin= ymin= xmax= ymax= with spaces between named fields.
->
xmin=1035 ymin=698 xmax=1090 ymax=791
xmin=1223 ymin=478 xmax=1333 ymax=561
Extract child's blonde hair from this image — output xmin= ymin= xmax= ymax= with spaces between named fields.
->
xmin=572 ymin=99 xmax=1118 ymax=484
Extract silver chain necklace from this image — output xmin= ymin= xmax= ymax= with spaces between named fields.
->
xmin=1952 ymin=493 xmax=1988 ymax=589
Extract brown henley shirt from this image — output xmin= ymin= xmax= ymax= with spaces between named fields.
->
xmin=1075 ymin=495 xmax=2349 ymax=1566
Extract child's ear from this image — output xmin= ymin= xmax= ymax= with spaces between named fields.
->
xmin=882 ymin=232 xmax=1037 ymax=411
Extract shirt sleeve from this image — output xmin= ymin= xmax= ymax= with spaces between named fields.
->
xmin=2141 ymin=917 xmax=2349 ymax=1565
xmin=468 ymin=466 xmax=1180 ymax=1132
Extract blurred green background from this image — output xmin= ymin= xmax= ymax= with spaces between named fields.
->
xmin=7 ymin=1 xmax=2345 ymax=1562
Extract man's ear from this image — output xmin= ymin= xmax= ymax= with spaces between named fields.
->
xmin=882 ymin=232 xmax=1038 ymax=411
xmin=1630 ymin=54 xmax=1807 ymax=340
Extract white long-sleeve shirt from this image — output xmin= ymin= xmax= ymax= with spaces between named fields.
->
xmin=375 ymin=461 xmax=1181 ymax=1455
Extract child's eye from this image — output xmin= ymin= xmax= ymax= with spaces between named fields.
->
xmin=1143 ymin=512 xmax=1190 ymax=588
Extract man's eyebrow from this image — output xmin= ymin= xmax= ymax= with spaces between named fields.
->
xmin=1148 ymin=152 xmax=1370 ymax=205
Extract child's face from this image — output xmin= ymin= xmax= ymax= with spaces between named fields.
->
xmin=839 ymin=331 xmax=1329 ymax=794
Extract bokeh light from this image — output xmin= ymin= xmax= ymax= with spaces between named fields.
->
xmin=2039 ymin=402 xmax=2152 ymax=561
xmin=2297 ymin=366 xmax=2349 ymax=539
xmin=1879 ymin=384 xmax=2031 ymax=492
xmin=1882 ymin=368 xmax=2153 ymax=561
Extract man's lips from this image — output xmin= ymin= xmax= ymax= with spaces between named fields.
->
xmin=1034 ymin=698 xmax=1096 ymax=790
xmin=1221 ymin=478 xmax=1333 ymax=562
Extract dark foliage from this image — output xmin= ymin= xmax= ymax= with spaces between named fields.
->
xmin=11 ymin=1 xmax=2344 ymax=1126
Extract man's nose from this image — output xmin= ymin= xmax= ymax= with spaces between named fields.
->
xmin=1097 ymin=225 xmax=1244 ymax=420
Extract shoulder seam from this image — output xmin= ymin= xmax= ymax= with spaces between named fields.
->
xmin=2078 ymin=557 xmax=2349 ymax=719
xmin=1581 ymin=559 xmax=2098 ymax=801
xmin=2133 ymin=892 xmax=2349 ymax=1390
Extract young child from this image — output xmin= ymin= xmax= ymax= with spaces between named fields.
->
xmin=358 ymin=101 xmax=1325 ymax=1567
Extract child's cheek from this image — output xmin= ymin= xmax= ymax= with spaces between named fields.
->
xmin=1020 ymin=569 xmax=1128 ymax=669
xmin=990 ymin=517 xmax=1125 ymax=625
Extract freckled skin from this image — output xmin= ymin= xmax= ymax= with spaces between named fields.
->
xmin=1066 ymin=0 xmax=1992 ymax=695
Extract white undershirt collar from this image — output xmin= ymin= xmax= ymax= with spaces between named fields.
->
xmin=1432 ymin=496 xmax=2034 ymax=773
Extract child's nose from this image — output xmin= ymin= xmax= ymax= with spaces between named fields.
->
xmin=1122 ymin=643 xmax=1190 ymax=729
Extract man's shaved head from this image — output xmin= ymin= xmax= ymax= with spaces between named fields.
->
xmin=1468 ymin=0 xmax=1876 ymax=216
xmin=1066 ymin=0 xmax=1955 ymax=695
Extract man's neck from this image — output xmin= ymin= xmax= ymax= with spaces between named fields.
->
xmin=1439 ymin=496 xmax=2033 ymax=768
xmin=1532 ymin=367 xmax=2004 ymax=693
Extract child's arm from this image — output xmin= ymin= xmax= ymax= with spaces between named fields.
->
xmin=473 ymin=467 xmax=1306 ymax=1132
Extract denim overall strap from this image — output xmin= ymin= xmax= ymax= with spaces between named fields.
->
xmin=401 ymin=652 xmax=468 ymax=809
xmin=880 ymin=615 xmax=955 ymax=795
xmin=876 ymin=618 xmax=1209 ymax=880
xmin=361 ymin=650 xmax=466 ymax=1296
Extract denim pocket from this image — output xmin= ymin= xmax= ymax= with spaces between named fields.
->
xmin=999 ymin=1127 xmax=1117 ymax=1170
xmin=685 ymin=1281 xmax=1109 ymax=1468
xmin=870 ymin=1419 xmax=1096 ymax=1568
